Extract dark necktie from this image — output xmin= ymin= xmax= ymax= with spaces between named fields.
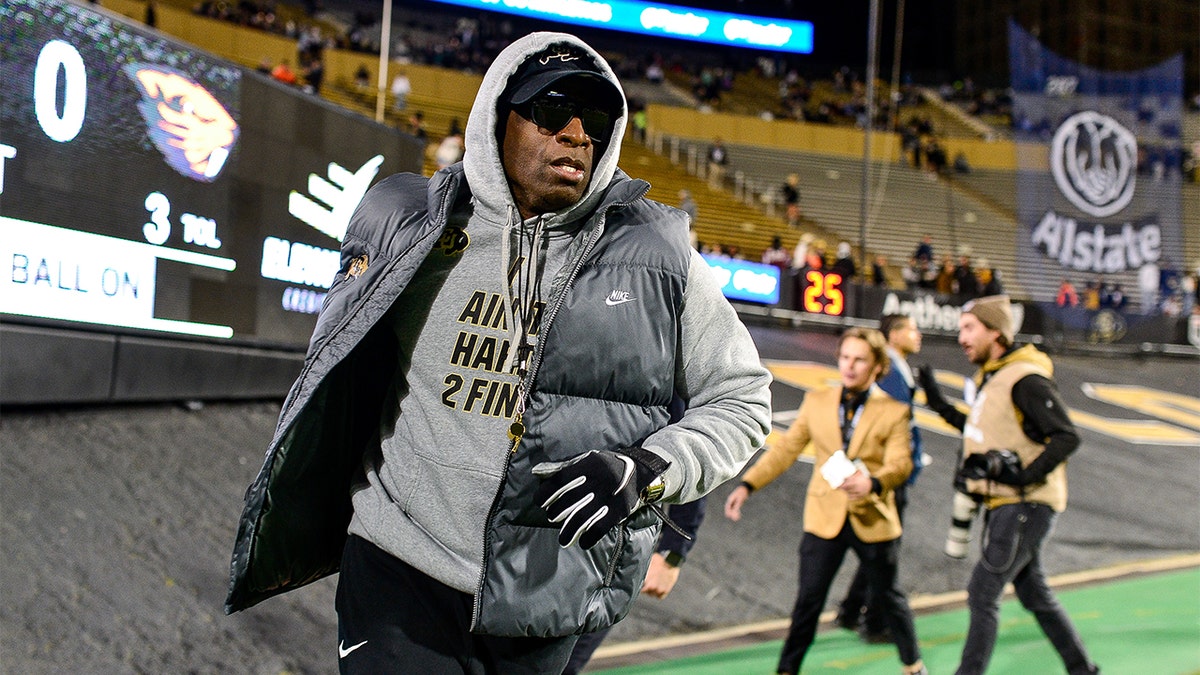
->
xmin=840 ymin=388 xmax=867 ymax=449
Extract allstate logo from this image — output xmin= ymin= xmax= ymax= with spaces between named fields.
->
xmin=1050 ymin=111 xmax=1137 ymax=218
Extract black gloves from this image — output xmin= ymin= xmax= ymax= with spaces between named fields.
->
xmin=533 ymin=447 xmax=670 ymax=549
xmin=917 ymin=364 xmax=953 ymax=415
xmin=959 ymin=449 xmax=1023 ymax=486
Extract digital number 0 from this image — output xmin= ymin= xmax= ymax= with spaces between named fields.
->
xmin=34 ymin=40 xmax=87 ymax=143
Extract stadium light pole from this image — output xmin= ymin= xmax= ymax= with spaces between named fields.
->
xmin=858 ymin=0 xmax=881 ymax=317
xmin=375 ymin=0 xmax=393 ymax=123
xmin=887 ymin=0 xmax=905 ymax=133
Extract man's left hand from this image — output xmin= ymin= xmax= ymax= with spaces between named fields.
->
xmin=533 ymin=447 xmax=669 ymax=549
xmin=839 ymin=469 xmax=872 ymax=500
xmin=641 ymin=552 xmax=681 ymax=599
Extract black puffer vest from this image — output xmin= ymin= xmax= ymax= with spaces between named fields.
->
xmin=226 ymin=165 xmax=692 ymax=638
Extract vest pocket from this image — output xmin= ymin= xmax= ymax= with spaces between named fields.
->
xmin=475 ymin=517 xmax=659 ymax=637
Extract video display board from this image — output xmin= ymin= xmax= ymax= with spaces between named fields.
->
xmin=0 ymin=0 xmax=421 ymax=347
xmin=702 ymin=255 xmax=780 ymax=305
xmin=428 ymin=0 xmax=814 ymax=54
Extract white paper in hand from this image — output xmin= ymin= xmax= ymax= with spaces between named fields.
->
xmin=821 ymin=450 xmax=857 ymax=489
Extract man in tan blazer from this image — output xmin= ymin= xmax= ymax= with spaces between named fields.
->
xmin=726 ymin=328 xmax=925 ymax=675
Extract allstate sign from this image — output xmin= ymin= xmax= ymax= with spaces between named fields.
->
xmin=1009 ymin=18 xmax=1183 ymax=313
xmin=1050 ymin=111 xmax=1138 ymax=218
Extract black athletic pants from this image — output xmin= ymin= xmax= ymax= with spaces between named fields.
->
xmin=777 ymin=522 xmax=921 ymax=674
xmin=839 ymin=483 xmax=909 ymax=632
xmin=336 ymin=534 xmax=578 ymax=674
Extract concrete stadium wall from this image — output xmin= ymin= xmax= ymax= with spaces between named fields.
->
xmin=0 ymin=323 xmax=303 ymax=405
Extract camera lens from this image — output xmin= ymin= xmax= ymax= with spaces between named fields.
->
xmin=944 ymin=491 xmax=979 ymax=559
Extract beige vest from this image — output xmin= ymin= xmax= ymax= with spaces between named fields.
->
xmin=962 ymin=361 xmax=1068 ymax=512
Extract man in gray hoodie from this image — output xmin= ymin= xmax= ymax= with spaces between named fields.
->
xmin=225 ymin=32 xmax=772 ymax=674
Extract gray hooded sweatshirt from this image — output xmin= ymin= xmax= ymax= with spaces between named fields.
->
xmin=226 ymin=32 xmax=771 ymax=637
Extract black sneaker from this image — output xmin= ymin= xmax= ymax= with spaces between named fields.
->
xmin=834 ymin=609 xmax=863 ymax=631
xmin=858 ymin=625 xmax=893 ymax=644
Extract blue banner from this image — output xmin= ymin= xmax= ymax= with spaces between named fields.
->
xmin=701 ymin=255 xmax=780 ymax=305
xmin=1009 ymin=19 xmax=1184 ymax=321
xmin=427 ymin=0 xmax=813 ymax=53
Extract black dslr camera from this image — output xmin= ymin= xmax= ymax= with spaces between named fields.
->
xmin=960 ymin=449 xmax=1022 ymax=485
xmin=944 ymin=450 xmax=1022 ymax=559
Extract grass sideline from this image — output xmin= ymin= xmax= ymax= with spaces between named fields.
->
xmin=587 ymin=554 xmax=1200 ymax=674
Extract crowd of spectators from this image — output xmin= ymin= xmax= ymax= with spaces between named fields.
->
xmin=898 ymin=115 xmax=974 ymax=177
xmin=899 ymin=238 xmax=1003 ymax=302
xmin=256 ymin=53 xmax=323 ymax=94
xmin=938 ymin=76 xmax=1012 ymax=124
xmin=773 ymin=65 xmax=893 ymax=128
xmin=306 ymin=4 xmax=959 ymax=141
xmin=1054 ymin=262 xmax=1199 ymax=318
xmin=183 ymin=0 xmax=1198 ymax=291
xmin=183 ymin=0 xmax=1200 ymax=177
xmin=192 ymin=0 xmax=338 ymax=45
xmin=188 ymin=0 xmax=1037 ymax=153
xmin=191 ymin=0 xmax=334 ymax=94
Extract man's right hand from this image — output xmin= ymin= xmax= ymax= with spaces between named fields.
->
xmin=917 ymin=364 xmax=951 ymax=413
xmin=640 ymin=553 xmax=682 ymax=599
xmin=724 ymin=484 xmax=750 ymax=521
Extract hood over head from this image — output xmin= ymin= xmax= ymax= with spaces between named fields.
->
xmin=463 ymin=32 xmax=628 ymax=226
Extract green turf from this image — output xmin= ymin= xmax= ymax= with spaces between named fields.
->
xmin=591 ymin=567 xmax=1200 ymax=674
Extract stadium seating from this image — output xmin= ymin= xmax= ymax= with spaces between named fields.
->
xmin=678 ymin=140 xmax=1022 ymax=294
xmin=100 ymin=0 xmax=1200 ymax=301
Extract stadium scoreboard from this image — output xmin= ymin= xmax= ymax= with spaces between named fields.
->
xmin=0 ymin=0 xmax=421 ymax=349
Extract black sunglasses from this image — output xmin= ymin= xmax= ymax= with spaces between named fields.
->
xmin=515 ymin=96 xmax=613 ymax=142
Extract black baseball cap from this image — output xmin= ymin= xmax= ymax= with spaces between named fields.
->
xmin=502 ymin=44 xmax=623 ymax=112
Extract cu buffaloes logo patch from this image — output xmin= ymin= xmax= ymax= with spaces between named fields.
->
xmin=123 ymin=63 xmax=239 ymax=182
xmin=436 ymin=226 xmax=469 ymax=255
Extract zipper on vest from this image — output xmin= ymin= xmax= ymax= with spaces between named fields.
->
xmin=522 ymin=195 xmax=637 ymax=393
xmin=470 ymin=448 xmax=511 ymax=631
xmin=521 ymin=195 xmax=648 ymax=592
xmin=470 ymin=189 xmax=649 ymax=630
xmin=519 ymin=180 xmax=649 ymax=412
xmin=603 ymin=526 xmax=626 ymax=587
xmin=470 ymin=221 xmax=601 ymax=632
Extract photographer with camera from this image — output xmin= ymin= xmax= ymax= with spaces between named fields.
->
xmin=919 ymin=295 xmax=1099 ymax=675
